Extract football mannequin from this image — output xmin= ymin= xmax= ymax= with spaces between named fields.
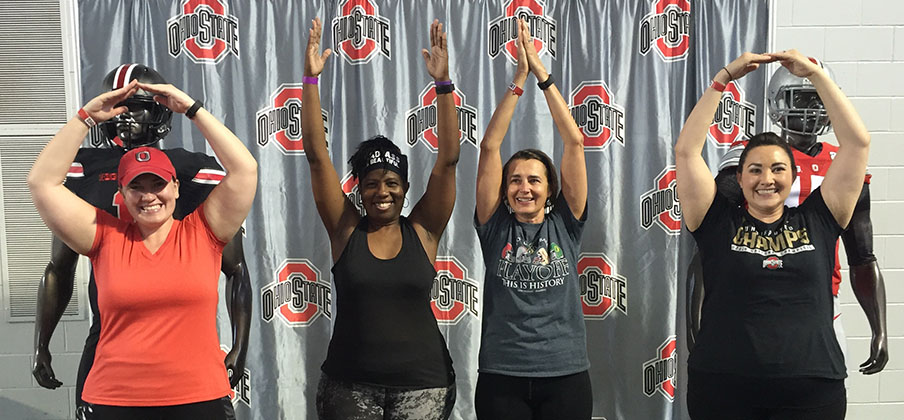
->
xmin=31 ymin=64 xmax=251 ymax=418
xmin=686 ymin=62 xmax=888 ymax=375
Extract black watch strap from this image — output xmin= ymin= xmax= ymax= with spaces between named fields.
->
xmin=186 ymin=100 xmax=203 ymax=119
xmin=537 ymin=74 xmax=555 ymax=90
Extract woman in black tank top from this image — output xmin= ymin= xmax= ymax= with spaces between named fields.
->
xmin=301 ymin=18 xmax=460 ymax=420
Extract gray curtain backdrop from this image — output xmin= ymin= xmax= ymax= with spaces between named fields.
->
xmin=77 ymin=1 xmax=769 ymax=419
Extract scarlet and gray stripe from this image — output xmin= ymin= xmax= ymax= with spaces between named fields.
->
xmin=192 ymin=168 xmax=226 ymax=185
xmin=112 ymin=64 xmax=139 ymax=89
xmin=67 ymin=162 xmax=85 ymax=178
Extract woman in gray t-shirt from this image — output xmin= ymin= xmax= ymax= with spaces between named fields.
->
xmin=474 ymin=19 xmax=591 ymax=420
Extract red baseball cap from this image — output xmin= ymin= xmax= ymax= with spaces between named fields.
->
xmin=117 ymin=147 xmax=176 ymax=187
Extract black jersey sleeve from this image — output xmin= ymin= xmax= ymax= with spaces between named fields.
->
xmin=65 ymin=148 xmax=125 ymax=216
xmin=164 ymin=148 xmax=224 ymax=219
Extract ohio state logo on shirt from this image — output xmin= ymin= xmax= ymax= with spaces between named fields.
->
xmin=569 ymin=81 xmax=626 ymax=150
xmin=708 ymin=81 xmax=756 ymax=147
xmin=639 ymin=166 xmax=681 ymax=235
xmin=332 ymin=0 xmax=391 ymax=64
xmin=166 ymin=0 xmax=239 ymax=64
xmin=763 ymin=256 xmax=783 ymax=270
xmin=430 ymin=256 xmax=480 ymax=325
xmin=642 ymin=336 xmax=678 ymax=401
xmin=261 ymin=259 xmax=332 ymax=326
xmin=638 ymin=0 xmax=691 ymax=62
xmin=405 ymin=84 xmax=478 ymax=151
xmin=578 ymin=253 xmax=627 ymax=319
xmin=255 ymin=83 xmax=329 ymax=155
xmin=219 ymin=345 xmax=251 ymax=407
xmin=341 ymin=171 xmax=365 ymax=216
xmin=487 ymin=0 xmax=557 ymax=64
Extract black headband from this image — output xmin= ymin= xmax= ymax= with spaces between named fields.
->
xmin=362 ymin=149 xmax=408 ymax=181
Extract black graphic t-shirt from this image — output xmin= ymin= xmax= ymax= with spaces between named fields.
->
xmin=689 ymin=188 xmax=846 ymax=379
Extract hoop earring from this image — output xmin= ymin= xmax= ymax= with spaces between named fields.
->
xmin=403 ymin=197 xmax=410 ymax=209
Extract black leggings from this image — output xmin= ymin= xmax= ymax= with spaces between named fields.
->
xmin=475 ymin=371 xmax=592 ymax=420
xmin=687 ymin=368 xmax=846 ymax=420
xmin=83 ymin=398 xmax=228 ymax=420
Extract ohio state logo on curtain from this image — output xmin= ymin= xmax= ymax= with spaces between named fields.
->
xmin=569 ymin=81 xmax=626 ymax=150
xmin=639 ymin=166 xmax=681 ymax=235
xmin=578 ymin=252 xmax=628 ymax=319
xmin=709 ymin=81 xmax=757 ymax=147
xmin=638 ymin=0 xmax=691 ymax=62
xmin=166 ymin=0 xmax=239 ymax=64
xmin=255 ymin=83 xmax=329 ymax=155
xmin=430 ymin=256 xmax=480 ymax=325
xmin=332 ymin=0 xmax=391 ymax=64
xmin=488 ymin=0 xmax=557 ymax=64
xmin=261 ymin=259 xmax=332 ymax=326
xmin=642 ymin=336 xmax=678 ymax=401
xmin=405 ymin=84 xmax=478 ymax=151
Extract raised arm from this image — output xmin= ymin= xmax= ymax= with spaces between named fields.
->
xmin=410 ymin=19 xmax=460 ymax=249
xmin=32 ymin=237 xmax=79 ymax=389
xmin=28 ymin=81 xmax=139 ymax=254
xmin=220 ymin=232 xmax=251 ymax=387
xmin=302 ymin=17 xmax=360 ymax=259
xmin=476 ymin=19 xmax=530 ymax=225
xmin=137 ymin=83 xmax=258 ymax=242
xmin=771 ymin=50 xmax=870 ymax=228
xmin=521 ymin=21 xmax=586 ymax=218
xmin=675 ymin=53 xmax=773 ymax=231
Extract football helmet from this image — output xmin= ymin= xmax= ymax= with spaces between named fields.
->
xmin=98 ymin=64 xmax=172 ymax=149
xmin=767 ymin=60 xmax=835 ymax=136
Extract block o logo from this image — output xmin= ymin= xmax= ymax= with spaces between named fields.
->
xmin=708 ymin=81 xmax=757 ymax=147
xmin=166 ymin=0 xmax=240 ymax=64
xmin=640 ymin=166 xmax=681 ymax=234
xmin=430 ymin=256 xmax=480 ymax=325
xmin=638 ymin=0 xmax=691 ymax=62
xmin=255 ymin=83 xmax=329 ymax=155
xmin=261 ymin=259 xmax=332 ymax=326
xmin=643 ymin=336 xmax=678 ymax=401
xmin=332 ymin=0 xmax=391 ymax=64
xmin=569 ymin=81 xmax=626 ymax=150
xmin=406 ymin=84 xmax=479 ymax=151
xmin=578 ymin=253 xmax=627 ymax=319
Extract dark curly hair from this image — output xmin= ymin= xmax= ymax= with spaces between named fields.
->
xmin=736 ymin=132 xmax=798 ymax=180
xmin=500 ymin=149 xmax=560 ymax=207
xmin=348 ymin=135 xmax=408 ymax=183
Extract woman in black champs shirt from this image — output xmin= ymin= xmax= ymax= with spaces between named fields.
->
xmin=676 ymin=50 xmax=871 ymax=419
xmin=301 ymin=18 xmax=459 ymax=420
xmin=474 ymin=20 xmax=591 ymax=420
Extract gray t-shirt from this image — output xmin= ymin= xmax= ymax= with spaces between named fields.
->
xmin=475 ymin=193 xmax=589 ymax=376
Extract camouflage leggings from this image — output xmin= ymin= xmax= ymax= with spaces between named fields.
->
xmin=316 ymin=373 xmax=455 ymax=420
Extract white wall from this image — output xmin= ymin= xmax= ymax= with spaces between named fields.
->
xmin=773 ymin=0 xmax=904 ymax=418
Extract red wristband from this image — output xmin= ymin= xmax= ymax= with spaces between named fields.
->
xmin=710 ymin=80 xmax=726 ymax=92
xmin=77 ymin=108 xmax=96 ymax=128
xmin=302 ymin=76 xmax=318 ymax=85
xmin=509 ymin=82 xmax=523 ymax=96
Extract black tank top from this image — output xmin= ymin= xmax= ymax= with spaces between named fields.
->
xmin=322 ymin=216 xmax=454 ymax=387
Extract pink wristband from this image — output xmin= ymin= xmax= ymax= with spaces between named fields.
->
xmin=303 ymin=76 xmax=318 ymax=85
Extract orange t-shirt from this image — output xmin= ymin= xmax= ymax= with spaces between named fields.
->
xmin=83 ymin=207 xmax=230 ymax=406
